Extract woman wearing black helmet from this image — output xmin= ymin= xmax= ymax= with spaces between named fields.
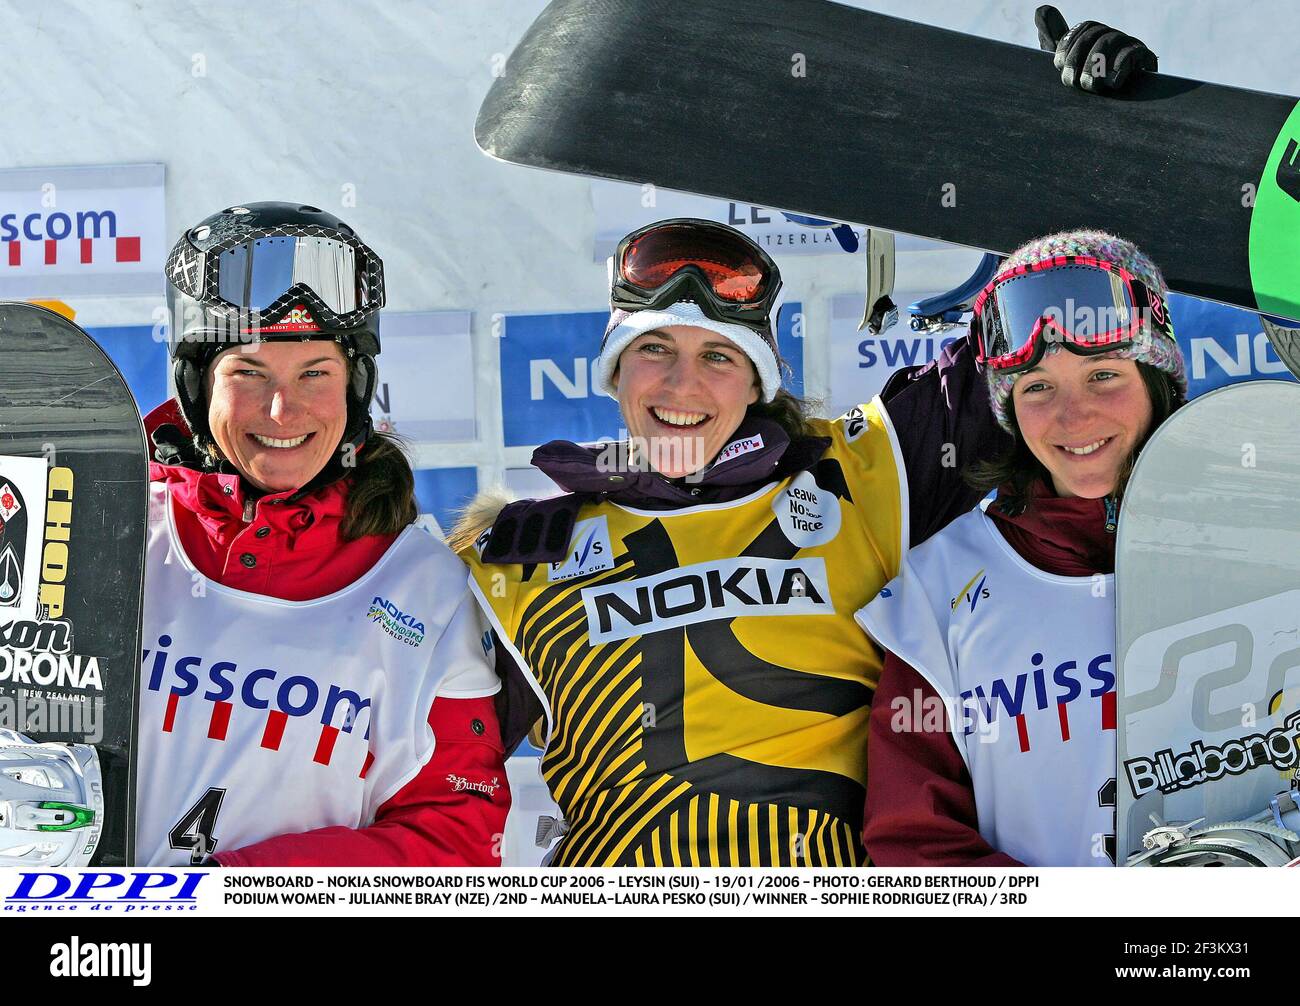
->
xmin=136 ymin=202 xmax=508 ymax=866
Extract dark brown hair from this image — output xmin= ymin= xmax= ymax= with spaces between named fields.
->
xmin=335 ymin=352 xmax=418 ymax=539
xmin=339 ymin=428 xmax=419 ymax=540
xmin=964 ymin=362 xmax=1187 ymax=511
xmin=745 ymin=385 xmax=820 ymax=440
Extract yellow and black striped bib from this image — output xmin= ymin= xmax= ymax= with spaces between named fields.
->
xmin=465 ymin=402 xmax=907 ymax=866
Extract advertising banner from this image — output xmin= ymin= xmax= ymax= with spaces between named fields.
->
xmin=0 ymin=163 xmax=165 ymax=298
xmin=592 ymin=180 xmax=863 ymax=260
xmin=370 ymin=311 xmax=476 ymax=444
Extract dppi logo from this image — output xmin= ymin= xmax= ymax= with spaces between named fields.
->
xmin=367 ymin=595 xmax=426 ymax=647
xmin=959 ymin=650 xmax=1116 ymax=753
xmin=0 ymin=209 xmax=141 ymax=267
xmin=142 ymin=635 xmax=374 ymax=765
xmin=6 ymin=871 xmax=204 ymax=913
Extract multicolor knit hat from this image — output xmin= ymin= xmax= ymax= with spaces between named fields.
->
xmin=983 ymin=230 xmax=1187 ymax=432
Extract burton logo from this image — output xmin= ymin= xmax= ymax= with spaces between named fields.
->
xmin=445 ymin=773 xmax=502 ymax=800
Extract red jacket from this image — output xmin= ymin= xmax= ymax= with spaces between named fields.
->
xmin=864 ymin=483 xmax=1116 ymax=866
xmin=145 ymin=400 xmax=509 ymax=866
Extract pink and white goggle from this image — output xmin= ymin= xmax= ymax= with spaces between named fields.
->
xmin=972 ymin=255 xmax=1172 ymax=374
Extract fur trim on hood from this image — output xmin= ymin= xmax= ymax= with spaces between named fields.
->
xmin=446 ymin=486 xmax=515 ymax=554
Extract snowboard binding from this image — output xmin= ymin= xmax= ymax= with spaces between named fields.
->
xmin=1129 ymin=781 xmax=1300 ymax=867
xmin=0 ymin=729 xmax=105 ymax=868
xmin=908 ymin=253 xmax=1002 ymax=334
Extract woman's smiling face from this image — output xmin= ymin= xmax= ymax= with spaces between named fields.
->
xmin=615 ymin=325 xmax=760 ymax=479
xmin=204 ymin=340 xmax=349 ymax=492
xmin=1011 ymin=349 xmax=1154 ymax=499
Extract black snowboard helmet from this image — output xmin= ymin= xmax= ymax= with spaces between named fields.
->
xmin=164 ymin=201 xmax=385 ymax=453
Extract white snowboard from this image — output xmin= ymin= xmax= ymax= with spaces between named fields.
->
xmin=1116 ymin=380 xmax=1300 ymax=863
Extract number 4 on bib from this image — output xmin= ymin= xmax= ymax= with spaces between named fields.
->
xmin=169 ymin=787 xmax=226 ymax=865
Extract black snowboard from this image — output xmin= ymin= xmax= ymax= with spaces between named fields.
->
xmin=0 ymin=304 xmax=147 ymax=866
xmin=478 ymin=0 xmax=1300 ymax=323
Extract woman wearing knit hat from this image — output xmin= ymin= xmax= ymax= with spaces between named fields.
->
xmin=856 ymin=230 xmax=1187 ymax=867
xmin=452 ymin=217 xmax=1007 ymax=866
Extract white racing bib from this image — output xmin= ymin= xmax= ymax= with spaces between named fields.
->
xmin=135 ymin=485 xmax=496 ymax=866
xmin=857 ymin=508 xmax=1117 ymax=867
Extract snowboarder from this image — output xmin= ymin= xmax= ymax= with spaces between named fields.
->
xmin=856 ymin=230 xmax=1187 ymax=867
xmin=136 ymin=202 xmax=508 ymax=866
xmin=451 ymin=217 xmax=1006 ymax=865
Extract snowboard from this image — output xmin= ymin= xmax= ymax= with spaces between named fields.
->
xmin=478 ymin=0 xmax=1300 ymax=324
xmin=0 ymin=304 xmax=147 ymax=866
xmin=1116 ymin=380 xmax=1300 ymax=863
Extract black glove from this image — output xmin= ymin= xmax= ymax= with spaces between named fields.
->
xmin=1035 ymin=5 xmax=1157 ymax=94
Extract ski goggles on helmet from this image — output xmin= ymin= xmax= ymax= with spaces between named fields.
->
xmin=972 ymin=256 xmax=1172 ymax=374
xmin=610 ymin=218 xmax=782 ymax=334
xmin=167 ymin=226 xmax=385 ymax=335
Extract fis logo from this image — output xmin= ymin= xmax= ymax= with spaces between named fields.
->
xmin=950 ymin=569 xmax=990 ymax=614
xmin=367 ymin=596 xmax=426 ymax=646
xmin=547 ymin=516 xmax=614 ymax=582
xmin=582 ymin=556 xmax=833 ymax=643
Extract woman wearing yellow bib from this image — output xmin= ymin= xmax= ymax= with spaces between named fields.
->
xmin=453 ymin=218 xmax=1010 ymax=866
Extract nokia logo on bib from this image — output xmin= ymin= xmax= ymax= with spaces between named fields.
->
xmin=367 ymin=596 xmax=426 ymax=646
xmin=582 ymin=557 xmax=833 ymax=643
